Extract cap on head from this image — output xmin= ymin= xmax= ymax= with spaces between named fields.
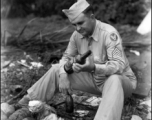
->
xmin=62 ymin=0 xmax=90 ymax=22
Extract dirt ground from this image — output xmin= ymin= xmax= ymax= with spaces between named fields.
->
xmin=1 ymin=16 xmax=151 ymax=120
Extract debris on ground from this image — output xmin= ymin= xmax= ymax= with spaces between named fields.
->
xmin=84 ymin=96 xmax=102 ymax=107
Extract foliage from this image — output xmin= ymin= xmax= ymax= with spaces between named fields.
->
xmin=1 ymin=0 xmax=149 ymax=26
xmin=87 ymin=0 xmax=147 ymax=25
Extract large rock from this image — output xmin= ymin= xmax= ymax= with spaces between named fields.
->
xmin=9 ymin=107 xmax=32 ymax=120
xmin=1 ymin=102 xmax=15 ymax=117
xmin=126 ymin=48 xmax=151 ymax=98
xmin=1 ymin=110 xmax=8 ymax=120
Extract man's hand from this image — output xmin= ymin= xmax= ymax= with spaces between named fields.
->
xmin=72 ymin=55 xmax=95 ymax=73
xmin=59 ymin=73 xmax=72 ymax=94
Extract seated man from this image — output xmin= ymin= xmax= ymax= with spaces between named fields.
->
xmin=19 ymin=0 xmax=137 ymax=120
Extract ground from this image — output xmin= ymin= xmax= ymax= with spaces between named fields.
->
xmin=1 ymin=15 xmax=151 ymax=120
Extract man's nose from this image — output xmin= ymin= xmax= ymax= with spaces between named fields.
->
xmin=76 ymin=25 xmax=81 ymax=31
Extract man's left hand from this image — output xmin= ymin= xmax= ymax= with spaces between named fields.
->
xmin=72 ymin=55 xmax=95 ymax=73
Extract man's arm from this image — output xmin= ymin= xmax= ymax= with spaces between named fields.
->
xmin=59 ymin=31 xmax=78 ymax=75
xmin=94 ymin=32 xmax=127 ymax=75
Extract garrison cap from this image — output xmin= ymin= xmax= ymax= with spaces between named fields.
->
xmin=62 ymin=0 xmax=90 ymax=22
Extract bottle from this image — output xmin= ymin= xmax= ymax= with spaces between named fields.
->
xmin=65 ymin=91 xmax=74 ymax=113
xmin=75 ymin=50 xmax=92 ymax=64
xmin=64 ymin=50 xmax=92 ymax=74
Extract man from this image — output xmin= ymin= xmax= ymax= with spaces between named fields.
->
xmin=19 ymin=0 xmax=137 ymax=120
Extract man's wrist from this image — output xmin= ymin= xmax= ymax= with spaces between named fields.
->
xmin=59 ymin=73 xmax=68 ymax=78
xmin=91 ymin=64 xmax=96 ymax=73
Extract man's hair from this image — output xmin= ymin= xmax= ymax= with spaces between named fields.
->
xmin=82 ymin=5 xmax=94 ymax=17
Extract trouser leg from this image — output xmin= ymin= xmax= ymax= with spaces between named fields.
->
xmin=27 ymin=64 xmax=60 ymax=102
xmin=26 ymin=64 xmax=101 ymax=103
xmin=69 ymin=72 xmax=101 ymax=95
xmin=94 ymin=74 xmax=134 ymax=120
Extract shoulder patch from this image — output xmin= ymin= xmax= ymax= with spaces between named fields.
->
xmin=110 ymin=33 xmax=118 ymax=41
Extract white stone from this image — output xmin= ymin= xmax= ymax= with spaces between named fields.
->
xmin=1 ymin=111 xmax=8 ymax=120
xmin=1 ymin=103 xmax=15 ymax=117
xmin=147 ymin=112 xmax=151 ymax=119
xmin=42 ymin=113 xmax=58 ymax=120
xmin=131 ymin=115 xmax=142 ymax=120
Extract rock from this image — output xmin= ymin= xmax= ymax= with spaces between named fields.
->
xmin=136 ymin=105 xmax=144 ymax=111
xmin=72 ymin=94 xmax=88 ymax=103
xmin=1 ymin=102 xmax=15 ymax=117
xmin=58 ymin=117 xmax=64 ymax=120
xmin=135 ymin=51 xmax=151 ymax=83
xmin=131 ymin=115 xmax=142 ymax=120
xmin=28 ymin=100 xmax=56 ymax=120
xmin=28 ymin=100 xmax=43 ymax=113
xmin=133 ymin=83 xmax=151 ymax=98
xmin=43 ymin=113 xmax=58 ymax=120
xmin=85 ymin=96 xmax=102 ymax=106
xmin=9 ymin=107 xmax=31 ymax=120
xmin=147 ymin=112 xmax=151 ymax=120
xmin=22 ymin=117 xmax=35 ymax=120
xmin=1 ymin=110 xmax=8 ymax=120
xmin=75 ymin=110 xmax=89 ymax=117
xmin=126 ymin=48 xmax=151 ymax=98
xmin=140 ymin=100 xmax=151 ymax=108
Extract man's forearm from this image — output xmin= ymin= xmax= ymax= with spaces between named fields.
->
xmin=94 ymin=61 xmax=125 ymax=75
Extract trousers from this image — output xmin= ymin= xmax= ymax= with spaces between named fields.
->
xmin=27 ymin=64 xmax=134 ymax=120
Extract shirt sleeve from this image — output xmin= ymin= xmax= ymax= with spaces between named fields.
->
xmin=94 ymin=31 xmax=126 ymax=75
xmin=59 ymin=31 xmax=78 ymax=75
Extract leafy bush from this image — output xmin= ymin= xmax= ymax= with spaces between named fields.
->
xmin=87 ymin=0 xmax=146 ymax=25
xmin=2 ymin=0 xmax=149 ymax=26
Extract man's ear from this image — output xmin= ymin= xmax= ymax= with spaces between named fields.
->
xmin=90 ymin=14 xmax=95 ymax=19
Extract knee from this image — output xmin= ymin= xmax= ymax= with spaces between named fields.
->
xmin=51 ymin=64 xmax=60 ymax=73
xmin=107 ymin=74 xmax=122 ymax=86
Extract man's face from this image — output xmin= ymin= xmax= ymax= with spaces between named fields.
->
xmin=71 ymin=13 xmax=95 ymax=37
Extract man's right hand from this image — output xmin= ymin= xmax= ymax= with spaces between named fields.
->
xmin=59 ymin=73 xmax=72 ymax=94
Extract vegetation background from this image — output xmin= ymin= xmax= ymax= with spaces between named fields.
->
xmin=1 ymin=0 xmax=151 ymax=120
xmin=1 ymin=0 xmax=151 ymax=26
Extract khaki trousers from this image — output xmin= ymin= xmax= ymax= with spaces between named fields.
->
xmin=27 ymin=64 xmax=134 ymax=120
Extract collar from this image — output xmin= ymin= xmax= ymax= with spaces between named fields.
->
xmin=80 ymin=19 xmax=99 ymax=41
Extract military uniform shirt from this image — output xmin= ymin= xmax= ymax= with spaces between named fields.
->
xmin=59 ymin=20 xmax=137 ymax=89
